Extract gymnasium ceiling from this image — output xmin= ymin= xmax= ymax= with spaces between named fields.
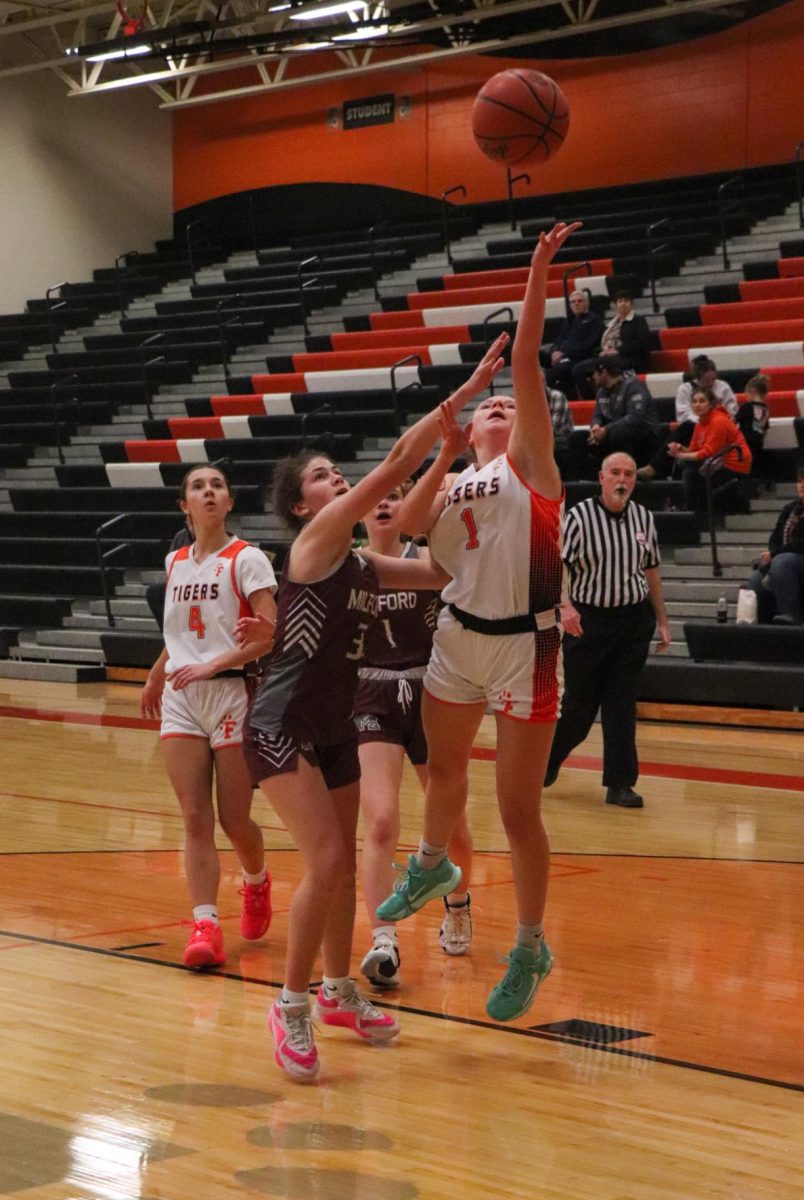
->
xmin=0 ymin=0 xmax=790 ymax=109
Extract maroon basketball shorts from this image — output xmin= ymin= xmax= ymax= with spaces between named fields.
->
xmin=243 ymin=722 xmax=360 ymax=791
xmin=355 ymin=668 xmax=428 ymax=765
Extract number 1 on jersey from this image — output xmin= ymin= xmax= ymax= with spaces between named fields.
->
xmin=188 ymin=605 xmax=206 ymax=640
xmin=460 ymin=506 xmax=480 ymax=550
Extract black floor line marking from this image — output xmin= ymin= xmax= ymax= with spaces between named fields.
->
xmin=112 ymin=941 xmax=165 ymax=951
xmin=1 ymin=926 xmax=800 ymax=1095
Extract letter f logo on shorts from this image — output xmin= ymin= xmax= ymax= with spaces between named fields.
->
xmin=219 ymin=713 xmax=237 ymax=740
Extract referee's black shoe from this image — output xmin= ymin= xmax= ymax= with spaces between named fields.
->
xmin=605 ymin=786 xmax=644 ymax=809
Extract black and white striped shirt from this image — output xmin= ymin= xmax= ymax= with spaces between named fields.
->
xmin=562 ymin=497 xmax=660 ymax=608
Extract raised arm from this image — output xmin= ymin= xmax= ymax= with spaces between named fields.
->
xmin=509 ymin=222 xmax=582 ymax=497
xmin=290 ymin=334 xmax=509 ymax=581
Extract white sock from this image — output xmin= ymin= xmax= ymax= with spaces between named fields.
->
xmin=243 ymin=867 xmax=267 ymax=886
xmin=516 ymin=922 xmax=544 ymax=951
xmin=446 ymin=892 xmax=469 ymax=908
xmin=279 ymin=988 xmax=309 ymax=1008
xmin=372 ymin=925 xmax=398 ymax=942
xmin=322 ymin=975 xmax=354 ymax=999
xmin=416 ymin=839 xmax=447 ymax=869
xmin=193 ymin=905 xmax=219 ymax=924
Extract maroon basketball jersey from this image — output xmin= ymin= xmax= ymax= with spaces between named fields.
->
xmin=362 ymin=542 xmax=441 ymax=670
xmin=249 ymin=550 xmax=379 ymax=745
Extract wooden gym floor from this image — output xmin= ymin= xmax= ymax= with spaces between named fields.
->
xmin=1 ymin=678 xmax=802 ymax=1200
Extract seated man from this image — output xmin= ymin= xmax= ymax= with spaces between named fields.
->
xmin=544 ymin=372 xmax=575 ymax=478
xmin=638 ymin=354 xmax=738 ymax=480
xmin=585 ymin=356 xmax=659 ymax=472
xmin=541 ymin=289 xmax=603 ymax=397
xmin=572 ymin=290 xmax=652 ymax=398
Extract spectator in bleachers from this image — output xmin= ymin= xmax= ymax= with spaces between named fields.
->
xmin=667 ymin=386 xmax=751 ymax=512
xmin=544 ymin=371 xmax=575 ymax=478
xmin=572 ymin=290 xmax=652 ymax=397
xmin=541 ymin=289 xmax=603 ymax=397
xmin=637 ymin=354 xmax=739 ymax=480
xmin=735 ymin=373 xmax=770 ymax=475
xmin=743 ymin=466 xmax=804 ymax=625
xmin=585 ymin=356 xmax=659 ymax=473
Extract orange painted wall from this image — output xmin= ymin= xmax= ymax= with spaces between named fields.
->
xmin=173 ymin=0 xmax=804 ymax=212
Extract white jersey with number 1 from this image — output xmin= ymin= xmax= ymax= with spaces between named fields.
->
xmin=429 ymin=454 xmax=564 ymax=620
xmin=163 ymin=537 xmax=277 ymax=673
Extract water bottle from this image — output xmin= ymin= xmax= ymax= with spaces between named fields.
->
xmin=716 ymin=596 xmax=728 ymax=623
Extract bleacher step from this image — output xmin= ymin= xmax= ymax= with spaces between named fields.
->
xmin=0 ymin=660 xmax=106 ymax=682
xmin=10 ymin=642 xmax=104 ymax=664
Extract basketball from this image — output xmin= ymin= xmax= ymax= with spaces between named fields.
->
xmin=471 ymin=69 xmax=570 ymax=167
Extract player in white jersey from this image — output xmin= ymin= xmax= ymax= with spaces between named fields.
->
xmin=376 ymin=222 xmax=585 ymax=1024
xmin=140 ymin=464 xmax=277 ymax=970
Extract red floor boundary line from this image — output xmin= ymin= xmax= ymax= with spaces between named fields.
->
xmin=468 ymin=746 xmax=803 ymax=792
xmin=2 ymin=702 xmax=801 ymax=791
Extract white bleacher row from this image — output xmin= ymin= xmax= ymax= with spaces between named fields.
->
xmin=414 ymin=280 xmax=610 ymax=327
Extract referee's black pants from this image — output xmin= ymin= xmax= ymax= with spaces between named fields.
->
xmin=548 ymin=599 xmax=656 ymax=789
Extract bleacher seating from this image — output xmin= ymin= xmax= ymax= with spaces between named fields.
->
xmin=0 ymin=164 xmax=800 ymax=699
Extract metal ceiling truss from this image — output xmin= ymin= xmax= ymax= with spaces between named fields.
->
xmin=0 ymin=0 xmax=752 ymax=107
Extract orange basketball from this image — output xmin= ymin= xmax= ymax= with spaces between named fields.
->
xmin=472 ymin=69 xmax=570 ymax=167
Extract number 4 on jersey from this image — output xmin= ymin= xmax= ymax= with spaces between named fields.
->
xmin=188 ymin=605 xmax=206 ymax=640
xmin=460 ymin=506 xmax=480 ymax=550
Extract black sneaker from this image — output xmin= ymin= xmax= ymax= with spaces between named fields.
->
xmin=605 ymin=787 xmax=644 ymax=809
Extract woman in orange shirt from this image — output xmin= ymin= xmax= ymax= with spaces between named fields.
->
xmin=668 ymin=386 xmax=751 ymax=511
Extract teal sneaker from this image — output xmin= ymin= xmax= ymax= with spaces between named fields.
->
xmin=375 ymin=854 xmax=462 ymax=922
xmin=485 ymin=941 xmax=553 ymax=1022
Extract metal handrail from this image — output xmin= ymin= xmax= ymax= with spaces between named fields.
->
xmin=368 ymin=222 xmax=390 ymax=301
xmin=216 ymin=294 xmax=243 ymax=381
xmin=646 ymin=218 xmax=672 ymax=313
xmin=506 ymin=168 xmax=530 ymax=232
xmin=45 ymin=282 xmax=67 ymax=354
xmin=717 ymin=176 xmax=742 ymax=271
xmin=796 ymin=142 xmax=804 ymax=230
xmin=48 ymin=374 xmax=80 ymax=465
xmin=562 ymin=261 xmax=591 ymax=312
xmin=300 ymin=402 xmax=332 ymax=448
xmin=441 ymin=185 xmax=467 ymax=266
xmin=482 ymin=307 xmax=514 ymax=395
xmin=390 ymin=353 xmax=424 ymax=436
xmin=94 ymin=513 xmax=131 ymax=628
xmin=114 ymin=250 xmax=139 ymax=317
xmin=185 ymin=219 xmax=209 ymax=285
xmin=139 ymin=334 xmax=164 ymax=421
xmin=700 ymin=441 xmax=745 ymax=576
xmin=297 ymin=255 xmax=321 ymax=336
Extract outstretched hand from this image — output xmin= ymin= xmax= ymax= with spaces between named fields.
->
xmin=466 ymin=331 xmax=509 ymax=394
xmin=438 ymin=401 xmax=471 ymax=463
xmin=534 ymin=221 xmax=583 ymax=265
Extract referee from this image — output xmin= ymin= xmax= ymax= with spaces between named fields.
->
xmin=545 ymin=452 xmax=671 ymax=808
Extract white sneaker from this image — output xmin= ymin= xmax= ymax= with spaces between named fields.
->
xmin=439 ymin=895 xmax=472 ymax=956
xmin=360 ymin=931 xmax=401 ymax=988
xmin=268 ymin=1000 xmax=319 ymax=1081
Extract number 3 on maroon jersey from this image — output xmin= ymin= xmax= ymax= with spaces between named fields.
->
xmin=188 ymin=605 xmax=206 ymax=639
xmin=460 ymin=507 xmax=480 ymax=550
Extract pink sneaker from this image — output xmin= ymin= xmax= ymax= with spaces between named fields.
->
xmin=314 ymin=985 xmax=400 ymax=1041
xmin=239 ymin=874 xmax=272 ymax=940
xmin=268 ymin=1000 xmax=319 ymax=1081
xmin=183 ymin=919 xmax=226 ymax=970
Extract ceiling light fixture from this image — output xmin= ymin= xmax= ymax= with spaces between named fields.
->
xmin=290 ymin=1 xmax=366 ymax=21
